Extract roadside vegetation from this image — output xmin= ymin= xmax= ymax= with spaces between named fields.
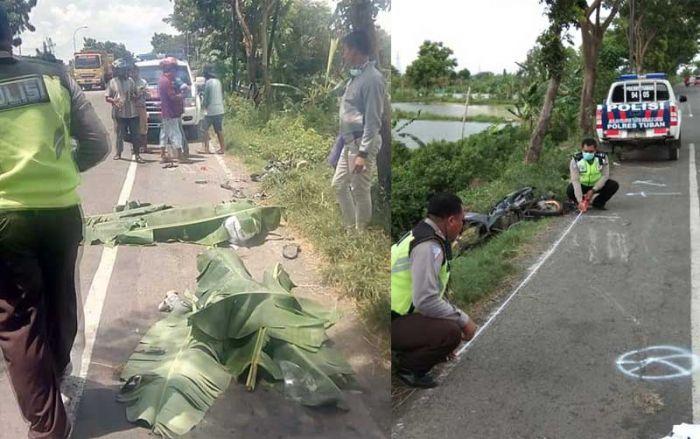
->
xmin=156 ymin=0 xmax=391 ymax=336
xmin=392 ymin=0 xmax=700 ymax=309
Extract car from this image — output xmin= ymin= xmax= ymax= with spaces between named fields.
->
xmin=596 ymin=73 xmax=686 ymax=160
xmin=135 ymin=58 xmax=204 ymax=140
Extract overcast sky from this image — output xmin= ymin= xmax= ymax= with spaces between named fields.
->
xmin=392 ymin=0 xmax=581 ymax=74
xmin=18 ymin=0 xmax=389 ymax=63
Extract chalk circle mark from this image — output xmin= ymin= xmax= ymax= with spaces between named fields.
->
xmin=616 ymin=346 xmax=700 ymax=380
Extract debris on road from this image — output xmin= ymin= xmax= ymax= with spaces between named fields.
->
xmin=157 ymin=291 xmax=192 ymax=314
xmin=117 ymin=249 xmax=353 ymax=438
xmin=84 ymin=200 xmax=282 ymax=247
xmin=195 ymin=179 xmax=208 ymax=185
xmin=282 ymin=243 xmax=301 ymax=259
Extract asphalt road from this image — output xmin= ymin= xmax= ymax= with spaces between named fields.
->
xmin=0 ymin=91 xmax=388 ymax=439
xmin=393 ymin=86 xmax=700 ymax=439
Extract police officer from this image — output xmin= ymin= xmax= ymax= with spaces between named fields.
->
xmin=0 ymin=6 xmax=110 ymax=438
xmin=391 ymin=192 xmax=478 ymax=388
xmin=567 ymin=138 xmax=620 ymax=212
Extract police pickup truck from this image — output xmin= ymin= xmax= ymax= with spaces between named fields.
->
xmin=596 ymin=73 xmax=687 ymax=160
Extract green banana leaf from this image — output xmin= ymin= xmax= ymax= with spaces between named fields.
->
xmin=84 ymin=200 xmax=282 ymax=247
xmin=119 ymin=248 xmax=356 ymax=437
xmin=117 ymin=313 xmax=232 ymax=438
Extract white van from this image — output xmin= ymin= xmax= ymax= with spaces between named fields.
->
xmin=135 ymin=59 xmax=203 ymax=140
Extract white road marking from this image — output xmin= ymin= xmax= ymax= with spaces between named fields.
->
xmin=69 ymin=156 xmax=138 ymax=419
xmin=215 ymin=154 xmax=235 ymax=181
xmin=625 ymin=191 xmax=682 ymax=197
xmin=454 ymin=213 xmax=583 ymax=356
xmin=689 ymin=143 xmax=700 ymax=422
xmin=633 ymin=180 xmax=667 ymax=187
xmin=589 ymin=228 xmax=599 ymax=263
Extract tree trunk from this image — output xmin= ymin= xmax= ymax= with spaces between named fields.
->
xmin=579 ymin=24 xmax=601 ymax=136
xmin=259 ymin=0 xmax=273 ymax=104
xmin=525 ymin=76 xmax=561 ymax=163
xmin=234 ymin=0 xmax=257 ymax=88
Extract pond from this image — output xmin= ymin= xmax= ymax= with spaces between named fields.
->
xmin=392 ymin=102 xmax=513 ymax=119
xmin=393 ymin=119 xmax=495 ymax=149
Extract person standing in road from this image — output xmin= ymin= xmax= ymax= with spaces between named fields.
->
xmin=0 ymin=6 xmax=110 ymax=438
xmin=158 ymin=57 xmax=187 ymax=166
xmin=332 ymin=30 xmax=385 ymax=230
xmin=198 ymin=64 xmax=226 ymax=155
xmin=129 ymin=65 xmax=149 ymax=154
xmin=567 ymin=138 xmax=619 ymax=212
xmin=391 ymin=192 xmax=478 ymax=388
xmin=105 ymin=58 xmax=143 ymax=162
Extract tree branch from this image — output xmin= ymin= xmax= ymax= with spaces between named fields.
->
xmin=601 ymin=0 xmax=622 ymax=31
xmin=585 ymin=0 xmax=604 ymax=18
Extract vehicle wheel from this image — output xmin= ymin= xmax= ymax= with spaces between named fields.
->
xmin=524 ymin=200 xmax=563 ymax=217
xmin=669 ymin=145 xmax=680 ymax=161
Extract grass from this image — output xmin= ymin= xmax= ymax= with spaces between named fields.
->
xmin=392 ymin=109 xmax=512 ymax=124
xmin=448 ymin=220 xmax=547 ymax=307
xmin=223 ymin=96 xmax=391 ymax=336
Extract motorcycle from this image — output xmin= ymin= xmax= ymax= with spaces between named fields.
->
xmin=455 ymin=187 xmax=562 ymax=254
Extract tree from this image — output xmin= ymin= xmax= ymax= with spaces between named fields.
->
xmin=0 ymin=0 xmax=37 ymax=47
xmin=525 ymin=0 xmax=579 ymax=163
xmin=405 ymin=41 xmax=458 ymax=90
xmin=456 ymin=68 xmax=471 ymax=81
xmin=82 ymin=38 xmax=134 ymax=61
xmin=577 ymin=0 xmax=622 ymax=135
xmin=151 ymin=32 xmax=187 ymax=56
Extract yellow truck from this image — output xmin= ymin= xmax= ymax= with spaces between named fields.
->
xmin=72 ymin=51 xmax=114 ymax=90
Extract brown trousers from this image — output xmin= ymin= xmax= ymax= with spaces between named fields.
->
xmin=391 ymin=313 xmax=462 ymax=375
xmin=0 ymin=206 xmax=82 ymax=439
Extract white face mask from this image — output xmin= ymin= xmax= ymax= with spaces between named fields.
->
xmin=349 ymin=68 xmax=363 ymax=77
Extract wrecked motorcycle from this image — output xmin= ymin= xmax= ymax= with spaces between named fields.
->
xmin=455 ymin=187 xmax=562 ymax=254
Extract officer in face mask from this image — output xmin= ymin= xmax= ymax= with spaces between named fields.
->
xmin=567 ymin=138 xmax=619 ymax=212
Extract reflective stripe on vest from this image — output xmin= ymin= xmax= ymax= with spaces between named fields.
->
xmin=391 ymin=231 xmax=450 ymax=316
xmin=0 ymin=74 xmax=80 ymax=209
xmin=577 ymin=157 xmax=603 ymax=187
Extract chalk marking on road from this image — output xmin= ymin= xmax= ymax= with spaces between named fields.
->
xmin=215 ymin=153 xmax=236 ymax=181
xmin=594 ymin=286 xmax=639 ymax=325
xmin=689 ymin=143 xmax=700 ymax=422
xmin=454 ymin=213 xmax=583 ymax=357
xmin=583 ymin=214 xmax=621 ymax=221
xmin=606 ymin=231 xmax=629 ymax=263
xmin=589 ymin=228 xmax=599 ymax=264
xmin=633 ymin=180 xmax=667 ymax=187
xmin=625 ymin=191 xmax=682 ymax=197
xmin=68 ymin=155 xmax=139 ymax=420
xmin=617 ymin=346 xmax=699 ymax=380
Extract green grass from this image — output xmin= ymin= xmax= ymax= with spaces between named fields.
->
xmin=449 ymin=220 xmax=547 ymax=306
xmin=223 ymin=96 xmax=390 ymax=335
xmin=393 ymin=109 xmax=512 ymax=124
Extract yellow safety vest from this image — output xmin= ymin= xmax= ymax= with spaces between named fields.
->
xmin=577 ymin=157 xmax=603 ymax=187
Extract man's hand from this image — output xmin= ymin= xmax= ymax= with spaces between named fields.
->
xmin=352 ymin=155 xmax=367 ymax=173
xmin=578 ymin=201 xmax=588 ymax=213
xmin=585 ymin=190 xmax=594 ymax=201
xmin=462 ymin=319 xmax=477 ymax=341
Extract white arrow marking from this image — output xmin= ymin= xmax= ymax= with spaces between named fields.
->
xmin=633 ymin=180 xmax=667 ymax=187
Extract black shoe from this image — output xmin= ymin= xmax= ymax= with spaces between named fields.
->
xmin=397 ymin=370 xmax=438 ymax=388
xmin=591 ymin=204 xmax=607 ymax=211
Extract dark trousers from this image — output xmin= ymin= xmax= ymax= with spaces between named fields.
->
xmin=566 ymin=179 xmax=620 ymax=207
xmin=116 ymin=116 xmax=142 ymax=156
xmin=0 ymin=206 xmax=82 ymax=439
xmin=391 ymin=313 xmax=462 ymax=375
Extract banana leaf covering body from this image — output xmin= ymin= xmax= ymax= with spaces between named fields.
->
xmin=118 ymin=248 xmax=355 ymax=438
xmin=84 ymin=200 xmax=281 ymax=247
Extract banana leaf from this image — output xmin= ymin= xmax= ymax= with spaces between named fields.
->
xmin=118 ymin=313 xmax=232 ymax=438
xmin=84 ymin=200 xmax=282 ymax=247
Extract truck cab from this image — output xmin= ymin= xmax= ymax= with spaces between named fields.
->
xmin=73 ymin=51 xmax=113 ymax=90
xmin=596 ymin=73 xmax=687 ymax=160
xmin=134 ymin=58 xmax=203 ymax=140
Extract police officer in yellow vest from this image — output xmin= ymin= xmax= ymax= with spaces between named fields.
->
xmin=391 ymin=192 xmax=477 ymax=388
xmin=567 ymin=137 xmax=619 ymax=212
xmin=0 ymin=6 xmax=110 ymax=438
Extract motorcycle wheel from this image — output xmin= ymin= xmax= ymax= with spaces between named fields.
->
xmin=524 ymin=200 xmax=563 ymax=217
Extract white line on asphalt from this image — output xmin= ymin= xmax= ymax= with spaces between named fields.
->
xmin=689 ymin=143 xmax=700 ymax=422
xmin=215 ymin=153 xmax=235 ymax=180
xmin=70 ymin=157 xmax=138 ymax=418
xmin=455 ymin=213 xmax=583 ymax=356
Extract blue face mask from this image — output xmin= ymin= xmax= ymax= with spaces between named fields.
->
xmin=582 ymin=152 xmax=595 ymax=161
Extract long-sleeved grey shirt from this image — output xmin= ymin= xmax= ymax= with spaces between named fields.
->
xmin=569 ymin=155 xmax=610 ymax=203
xmin=0 ymin=51 xmax=110 ymax=172
xmin=339 ymin=61 xmax=385 ymax=155
xmin=410 ymin=218 xmax=470 ymax=327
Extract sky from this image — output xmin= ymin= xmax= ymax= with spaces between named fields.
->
xmin=392 ymin=0 xmax=581 ymax=74
xmin=18 ymin=0 xmax=390 ymax=63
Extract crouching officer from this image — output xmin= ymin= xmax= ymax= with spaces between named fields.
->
xmin=0 ymin=6 xmax=110 ymax=438
xmin=391 ymin=192 xmax=478 ymax=388
xmin=567 ymin=137 xmax=619 ymax=212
